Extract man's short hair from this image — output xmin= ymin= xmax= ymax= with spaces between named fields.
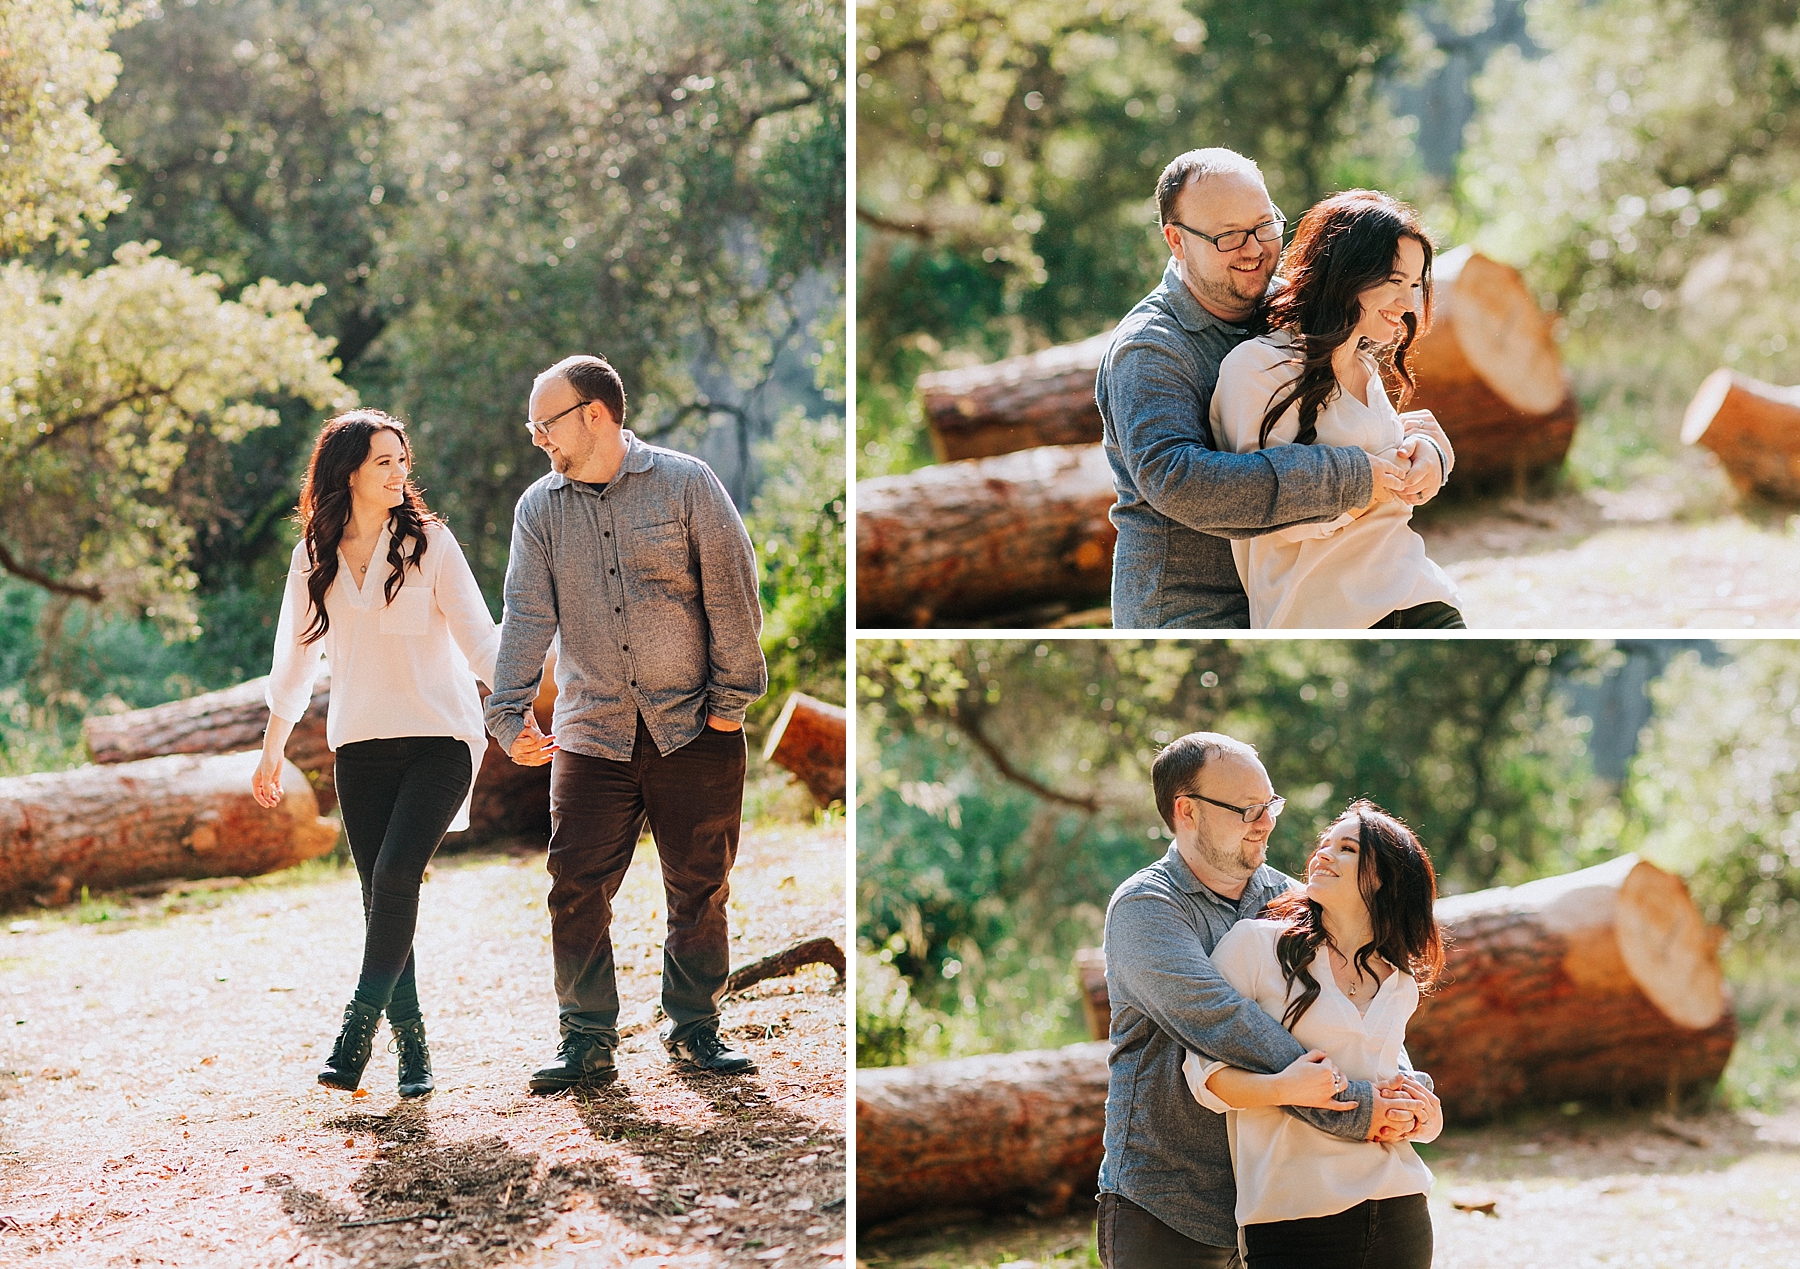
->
xmin=534 ymin=354 xmax=628 ymax=428
xmin=1155 ymin=148 xmax=1265 ymax=228
xmin=1152 ymin=731 xmax=1261 ymax=831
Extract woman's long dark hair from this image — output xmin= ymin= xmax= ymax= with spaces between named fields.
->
xmin=1257 ymin=190 xmax=1434 ymax=449
xmin=295 ymin=409 xmax=439 ymax=645
xmin=1264 ymin=799 xmax=1446 ymax=1030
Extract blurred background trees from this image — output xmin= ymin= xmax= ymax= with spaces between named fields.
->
xmin=856 ymin=639 xmax=1800 ymax=1100
xmin=2 ymin=0 xmax=845 ymax=768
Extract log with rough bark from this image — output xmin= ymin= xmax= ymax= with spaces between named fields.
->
xmin=0 ymin=751 xmax=340 ymax=907
xmin=1074 ymin=946 xmax=1109 ymax=1041
xmin=1404 ymin=853 xmax=1735 ymax=1120
xmin=726 ymin=936 xmax=846 ymax=994
xmin=910 ymin=247 xmax=1577 ymax=488
xmin=761 ymin=693 xmax=846 ymax=806
xmin=855 ymin=443 xmax=1116 ymax=626
xmin=919 ymin=332 xmax=1112 ymax=461
xmin=856 ymin=1040 xmax=1111 ymax=1228
xmin=1070 ymin=853 xmax=1733 ymax=1123
xmin=1404 ymin=245 xmax=1579 ymax=487
xmin=84 ymin=674 xmax=334 ymax=811
xmin=1680 ymin=368 xmax=1800 ymax=502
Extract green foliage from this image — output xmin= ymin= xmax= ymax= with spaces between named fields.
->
xmin=0 ymin=0 xmax=133 ymax=254
xmin=749 ymin=407 xmax=847 ymax=711
xmin=1625 ymin=644 xmax=1800 ymax=942
xmin=0 ymin=245 xmax=351 ymax=634
xmin=1459 ymin=0 xmax=1800 ymax=383
xmin=856 ymin=638 xmax=1611 ymax=1063
xmin=856 ymin=0 xmax=1421 ymax=470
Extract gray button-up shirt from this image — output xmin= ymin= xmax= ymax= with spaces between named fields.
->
xmin=1099 ymin=846 xmax=1379 ymax=1248
xmin=1098 ymin=260 xmax=1375 ymax=629
xmin=483 ymin=430 xmax=767 ymax=760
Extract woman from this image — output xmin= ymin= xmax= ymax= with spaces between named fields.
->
xmin=1210 ymin=190 xmax=1464 ymax=629
xmin=252 ymin=409 xmax=501 ymax=1096
xmin=1183 ymin=801 xmax=1446 ymax=1268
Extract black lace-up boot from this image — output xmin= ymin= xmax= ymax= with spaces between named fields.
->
xmin=390 ymin=1016 xmax=434 ymax=1098
xmin=318 ymin=1000 xmax=383 ymax=1091
xmin=528 ymin=1031 xmax=618 ymax=1093
xmin=665 ymin=1025 xmax=757 ymax=1075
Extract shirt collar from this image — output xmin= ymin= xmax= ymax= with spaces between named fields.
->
xmin=1158 ymin=258 xmax=1247 ymax=337
xmin=1158 ymin=843 xmax=1291 ymax=912
xmin=543 ymin=428 xmax=656 ymax=490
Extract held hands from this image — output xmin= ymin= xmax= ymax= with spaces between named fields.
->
xmin=1276 ymin=1049 xmax=1360 ymax=1111
xmin=1398 ymin=408 xmax=1454 ymax=506
xmin=507 ymin=713 xmax=559 ymax=766
xmin=1375 ymin=1072 xmax=1443 ymax=1143
xmin=1367 ymin=1080 xmax=1431 ymax=1143
xmin=1359 ymin=452 xmax=1410 ymax=513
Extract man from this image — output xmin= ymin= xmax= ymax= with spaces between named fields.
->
xmin=1098 ymin=148 xmax=1455 ymax=628
xmin=1098 ymin=732 xmax=1441 ymax=1268
xmin=485 ymin=353 xmax=768 ymax=1091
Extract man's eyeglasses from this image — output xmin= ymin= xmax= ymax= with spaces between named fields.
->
xmin=1178 ymin=791 xmax=1287 ymax=823
xmin=525 ymin=398 xmax=591 ymax=438
xmin=1168 ymin=212 xmax=1286 ymax=254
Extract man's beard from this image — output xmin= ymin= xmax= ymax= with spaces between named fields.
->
xmin=1194 ymin=826 xmax=1266 ymax=876
xmin=1187 ymin=259 xmax=1272 ymax=312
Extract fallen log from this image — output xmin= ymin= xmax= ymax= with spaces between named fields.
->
xmin=84 ymin=674 xmax=334 ymax=811
xmin=918 ymin=332 xmax=1112 ymax=461
xmin=911 ymin=247 xmax=1576 ymax=488
xmin=726 ymin=936 xmax=846 ymax=994
xmin=761 ymin=693 xmax=846 ymax=806
xmin=1404 ymin=852 xmax=1735 ymax=1120
xmin=856 ymin=1040 xmax=1111 ymax=1228
xmin=0 ymin=751 xmax=339 ymax=907
xmin=855 ymin=443 xmax=1116 ymax=626
xmin=1071 ymin=853 xmax=1733 ymax=1121
xmin=1681 ymin=368 xmax=1800 ymax=502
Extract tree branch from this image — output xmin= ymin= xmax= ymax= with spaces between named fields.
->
xmin=857 ymin=205 xmax=933 ymax=239
xmin=0 ymin=540 xmax=104 ymax=602
xmin=952 ymin=706 xmax=1100 ymax=813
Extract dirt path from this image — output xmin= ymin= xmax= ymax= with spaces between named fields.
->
xmin=0 ymin=820 xmax=847 ymax=1268
xmin=853 ymin=1104 xmax=1800 ymax=1268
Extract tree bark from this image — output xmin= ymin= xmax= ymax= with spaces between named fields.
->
xmin=84 ymin=674 xmax=335 ymax=811
xmin=855 ymin=443 xmax=1116 ymax=626
xmin=1681 ymin=367 xmax=1800 ymax=502
xmin=1068 ymin=853 xmax=1733 ymax=1120
xmin=761 ymin=693 xmax=846 ymax=806
xmin=1404 ymin=246 xmax=1579 ymax=488
xmin=911 ymin=247 xmax=1577 ymax=488
xmin=0 ymin=751 xmax=340 ymax=907
xmin=856 ymin=1041 xmax=1111 ymax=1229
xmin=1404 ymin=853 xmax=1736 ymax=1120
xmin=726 ymin=936 xmax=846 ymax=993
xmin=919 ymin=332 xmax=1112 ymax=461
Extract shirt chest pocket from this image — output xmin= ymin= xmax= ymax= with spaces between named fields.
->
xmin=623 ymin=519 xmax=692 ymax=584
xmin=377 ymin=586 xmax=432 ymax=636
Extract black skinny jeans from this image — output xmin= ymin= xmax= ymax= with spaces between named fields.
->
xmin=1242 ymin=1194 xmax=1433 ymax=1269
xmin=1370 ymin=600 xmax=1466 ymax=629
xmin=333 ymin=736 xmax=472 ymax=1021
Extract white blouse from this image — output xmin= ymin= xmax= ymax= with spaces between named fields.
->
xmin=265 ymin=520 xmax=501 ymax=832
xmin=1181 ymin=918 xmax=1436 ymax=1228
xmin=1209 ymin=330 xmax=1461 ymax=628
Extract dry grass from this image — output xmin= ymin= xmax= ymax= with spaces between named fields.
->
xmin=0 ymin=819 xmax=847 ymax=1268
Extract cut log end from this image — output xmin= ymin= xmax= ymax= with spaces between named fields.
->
xmin=1679 ymin=367 xmax=1800 ymax=502
xmin=761 ymin=693 xmax=847 ymax=806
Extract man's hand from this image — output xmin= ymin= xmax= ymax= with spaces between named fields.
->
xmin=1363 ymin=452 xmax=1409 ymax=508
xmin=1377 ymin=1072 xmax=1442 ymax=1142
xmin=508 ymin=713 xmax=559 ymax=766
xmin=1366 ymin=1085 xmax=1427 ymax=1142
xmin=705 ymin=716 xmax=743 ymax=732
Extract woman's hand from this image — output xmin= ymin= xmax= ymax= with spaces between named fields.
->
xmin=251 ymin=713 xmax=297 ymax=808
xmin=1365 ymin=452 xmax=1408 ymax=507
xmin=1377 ymin=1072 xmax=1442 ymax=1143
xmin=1274 ymin=1049 xmax=1360 ymax=1110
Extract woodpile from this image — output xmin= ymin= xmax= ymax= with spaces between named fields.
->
xmin=761 ymin=692 xmax=847 ymax=806
xmin=0 ymin=751 xmax=339 ymax=907
xmin=855 ymin=443 xmax=1116 ymax=626
xmin=917 ymin=332 xmax=1111 ymax=460
xmin=858 ymin=856 xmax=1734 ymax=1225
xmin=1681 ymin=367 xmax=1800 ymax=502
xmin=856 ymin=1041 xmax=1111 ymax=1228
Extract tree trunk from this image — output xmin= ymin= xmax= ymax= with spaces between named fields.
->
xmin=1067 ymin=854 xmax=1733 ymax=1123
xmin=856 ymin=1041 xmax=1111 ymax=1229
xmin=761 ymin=693 xmax=846 ymax=806
xmin=0 ymin=751 xmax=340 ymax=907
xmin=855 ymin=443 xmax=1116 ymax=626
xmin=919 ymin=332 xmax=1112 ymax=461
xmin=911 ymin=248 xmax=1577 ymax=487
xmin=1404 ymin=853 xmax=1736 ymax=1120
xmin=1405 ymin=246 xmax=1579 ymax=488
xmin=1681 ymin=367 xmax=1800 ymax=502
xmin=84 ymin=674 xmax=335 ymax=811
